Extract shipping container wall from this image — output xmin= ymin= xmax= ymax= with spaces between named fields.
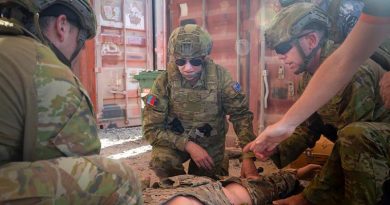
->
xmin=93 ymin=0 xmax=152 ymax=128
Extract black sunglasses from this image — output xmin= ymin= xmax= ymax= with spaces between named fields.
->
xmin=274 ymin=31 xmax=315 ymax=55
xmin=274 ymin=41 xmax=293 ymax=55
xmin=175 ymin=58 xmax=204 ymax=66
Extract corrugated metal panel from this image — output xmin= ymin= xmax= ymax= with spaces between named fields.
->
xmin=73 ymin=40 xmax=97 ymax=110
xmin=92 ymin=0 xmax=152 ymax=128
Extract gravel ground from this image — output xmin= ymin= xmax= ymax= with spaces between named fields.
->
xmin=99 ymin=126 xmax=151 ymax=158
xmin=98 ymin=126 xmax=158 ymax=184
xmin=98 ymin=126 xmax=279 ymax=185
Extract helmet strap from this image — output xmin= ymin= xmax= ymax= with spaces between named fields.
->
xmin=292 ymin=37 xmax=324 ymax=74
xmin=69 ymin=40 xmax=84 ymax=64
xmin=46 ymin=39 xmax=72 ymax=67
xmin=69 ymin=29 xmax=88 ymax=63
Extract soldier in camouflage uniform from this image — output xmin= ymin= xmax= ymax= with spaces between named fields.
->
xmin=143 ymin=24 xmax=258 ymax=179
xmin=143 ymin=164 xmax=322 ymax=205
xmin=0 ymin=0 xmax=142 ymax=204
xmin=261 ymin=3 xmax=390 ymax=204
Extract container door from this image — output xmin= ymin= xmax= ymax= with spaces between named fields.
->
xmin=93 ymin=0 xmax=153 ymax=128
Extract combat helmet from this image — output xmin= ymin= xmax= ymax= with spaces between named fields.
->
xmin=0 ymin=0 xmax=96 ymax=66
xmin=168 ymin=24 xmax=212 ymax=58
xmin=265 ymin=2 xmax=329 ymax=74
xmin=278 ymin=0 xmax=313 ymax=8
xmin=279 ymin=0 xmax=298 ymax=7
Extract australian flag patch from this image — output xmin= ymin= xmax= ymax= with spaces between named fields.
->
xmin=232 ymin=82 xmax=241 ymax=93
xmin=146 ymin=95 xmax=158 ymax=106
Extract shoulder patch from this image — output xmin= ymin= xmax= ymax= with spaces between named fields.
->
xmin=232 ymin=82 xmax=241 ymax=93
xmin=146 ymin=95 xmax=158 ymax=106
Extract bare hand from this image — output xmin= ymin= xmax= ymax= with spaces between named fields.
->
xmin=240 ymin=158 xmax=259 ymax=179
xmin=244 ymin=121 xmax=295 ymax=160
xmin=243 ymin=141 xmax=276 ymax=161
xmin=273 ymin=193 xmax=312 ymax=205
xmin=185 ymin=141 xmax=214 ymax=170
xmin=380 ymin=71 xmax=390 ymax=108
xmin=296 ymin=164 xmax=322 ymax=180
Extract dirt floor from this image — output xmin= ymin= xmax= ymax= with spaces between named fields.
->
xmin=98 ymin=127 xmax=280 ymax=187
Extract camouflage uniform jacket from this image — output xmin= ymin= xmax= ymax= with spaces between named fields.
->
xmin=0 ymin=19 xmax=100 ymax=165
xmin=272 ymin=40 xmax=390 ymax=167
xmin=143 ymin=59 xmax=255 ymax=156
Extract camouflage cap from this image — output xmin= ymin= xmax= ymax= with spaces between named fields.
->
xmin=265 ymin=2 xmax=329 ymax=49
xmin=168 ymin=24 xmax=212 ymax=58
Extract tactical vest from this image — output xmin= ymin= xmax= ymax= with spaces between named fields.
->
xmin=166 ymin=60 xmax=228 ymax=146
xmin=0 ymin=19 xmax=40 ymax=162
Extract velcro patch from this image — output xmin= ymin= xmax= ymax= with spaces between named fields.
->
xmin=146 ymin=95 xmax=158 ymax=106
xmin=232 ymin=82 xmax=241 ymax=93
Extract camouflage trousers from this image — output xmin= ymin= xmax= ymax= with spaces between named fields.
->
xmin=303 ymin=122 xmax=390 ymax=205
xmin=143 ymin=171 xmax=298 ymax=205
xmin=0 ymin=155 xmax=143 ymax=205
xmin=149 ymin=146 xmax=229 ymax=179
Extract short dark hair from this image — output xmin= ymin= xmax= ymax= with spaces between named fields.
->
xmin=40 ymin=4 xmax=80 ymax=28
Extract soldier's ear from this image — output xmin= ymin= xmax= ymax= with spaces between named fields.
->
xmin=54 ymin=14 xmax=69 ymax=42
xmin=306 ymin=32 xmax=320 ymax=50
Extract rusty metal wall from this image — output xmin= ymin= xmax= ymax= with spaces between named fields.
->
xmin=73 ymin=40 xmax=97 ymax=110
xmin=92 ymin=0 xmax=152 ymax=128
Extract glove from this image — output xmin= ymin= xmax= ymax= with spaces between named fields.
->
xmin=168 ymin=118 xmax=184 ymax=134
xmin=197 ymin=123 xmax=212 ymax=137
xmin=322 ymin=123 xmax=338 ymax=142
xmin=306 ymin=113 xmax=338 ymax=144
xmin=189 ymin=123 xmax=213 ymax=140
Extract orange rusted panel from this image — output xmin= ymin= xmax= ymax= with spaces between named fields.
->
xmin=72 ymin=39 xmax=97 ymax=111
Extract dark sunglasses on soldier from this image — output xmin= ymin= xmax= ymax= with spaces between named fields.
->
xmin=274 ymin=31 xmax=315 ymax=55
xmin=175 ymin=58 xmax=204 ymax=66
xmin=274 ymin=41 xmax=293 ymax=55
